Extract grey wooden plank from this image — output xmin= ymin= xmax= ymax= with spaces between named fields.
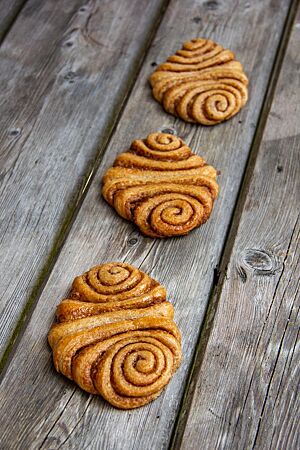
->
xmin=0 ymin=0 xmax=166 ymax=360
xmin=178 ymin=6 xmax=300 ymax=450
xmin=0 ymin=0 xmax=27 ymax=43
xmin=0 ymin=0 xmax=292 ymax=449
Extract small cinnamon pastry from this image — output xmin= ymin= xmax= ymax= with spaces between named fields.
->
xmin=56 ymin=262 xmax=166 ymax=322
xmin=150 ymin=38 xmax=248 ymax=125
xmin=102 ymin=132 xmax=219 ymax=237
xmin=48 ymin=262 xmax=182 ymax=409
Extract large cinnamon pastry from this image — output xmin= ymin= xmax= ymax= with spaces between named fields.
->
xmin=48 ymin=262 xmax=182 ymax=409
xmin=150 ymin=38 xmax=248 ymax=125
xmin=102 ymin=132 xmax=219 ymax=237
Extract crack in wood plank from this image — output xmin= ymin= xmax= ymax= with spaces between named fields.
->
xmin=251 ymin=287 xmax=299 ymax=449
xmin=54 ymin=396 xmax=94 ymax=450
xmin=38 ymin=389 xmax=77 ymax=450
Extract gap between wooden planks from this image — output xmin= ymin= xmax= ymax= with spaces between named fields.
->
xmin=0 ymin=0 xmax=27 ymax=43
xmin=0 ymin=0 xmax=167 ymax=364
xmin=0 ymin=0 xmax=293 ymax=449
xmin=176 ymin=3 xmax=300 ymax=449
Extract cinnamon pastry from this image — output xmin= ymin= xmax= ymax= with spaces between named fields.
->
xmin=102 ymin=132 xmax=219 ymax=237
xmin=150 ymin=38 xmax=248 ymax=125
xmin=48 ymin=262 xmax=182 ymax=409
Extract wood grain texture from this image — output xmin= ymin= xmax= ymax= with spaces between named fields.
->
xmin=0 ymin=0 xmax=292 ymax=449
xmin=0 ymin=0 xmax=27 ymax=43
xmin=0 ymin=0 xmax=166 ymax=360
xmin=178 ymin=6 xmax=300 ymax=450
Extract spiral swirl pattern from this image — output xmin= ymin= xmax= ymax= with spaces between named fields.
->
xmin=56 ymin=262 xmax=166 ymax=322
xmin=48 ymin=263 xmax=182 ymax=409
xmin=150 ymin=38 xmax=248 ymax=125
xmin=102 ymin=132 xmax=219 ymax=237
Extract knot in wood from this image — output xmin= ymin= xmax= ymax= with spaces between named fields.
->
xmin=127 ymin=231 xmax=139 ymax=247
xmin=192 ymin=17 xmax=202 ymax=24
xmin=64 ymin=71 xmax=77 ymax=83
xmin=240 ymin=248 xmax=279 ymax=277
xmin=160 ymin=127 xmax=176 ymax=135
xmin=128 ymin=237 xmax=138 ymax=247
xmin=204 ymin=1 xmax=219 ymax=10
xmin=8 ymin=128 xmax=21 ymax=137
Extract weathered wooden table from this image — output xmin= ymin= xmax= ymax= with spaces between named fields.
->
xmin=0 ymin=0 xmax=299 ymax=448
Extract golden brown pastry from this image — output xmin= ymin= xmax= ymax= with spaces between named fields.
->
xmin=56 ymin=262 xmax=167 ymax=322
xmin=48 ymin=262 xmax=182 ymax=409
xmin=150 ymin=38 xmax=248 ymax=125
xmin=102 ymin=132 xmax=219 ymax=237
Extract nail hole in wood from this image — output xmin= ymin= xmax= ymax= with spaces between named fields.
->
xmin=151 ymin=62 xmax=157 ymax=67
xmin=277 ymin=165 xmax=283 ymax=173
